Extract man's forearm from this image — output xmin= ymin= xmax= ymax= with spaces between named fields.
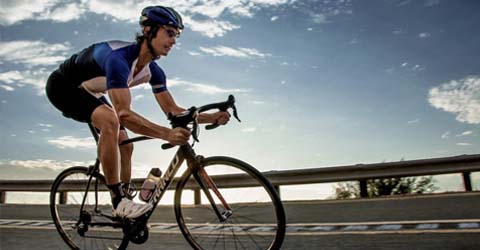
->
xmin=118 ymin=109 xmax=170 ymax=139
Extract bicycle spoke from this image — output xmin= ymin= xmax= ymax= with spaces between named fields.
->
xmin=231 ymin=217 xmax=264 ymax=249
xmin=233 ymin=214 xmax=269 ymax=225
xmin=50 ymin=167 xmax=128 ymax=250
xmin=175 ymin=157 xmax=285 ymax=250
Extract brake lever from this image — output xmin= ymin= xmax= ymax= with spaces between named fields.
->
xmin=205 ymin=105 xmax=241 ymax=130
xmin=232 ymin=105 xmax=241 ymax=122
xmin=192 ymin=118 xmax=200 ymax=143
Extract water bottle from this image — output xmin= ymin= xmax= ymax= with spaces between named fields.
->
xmin=139 ymin=168 xmax=162 ymax=202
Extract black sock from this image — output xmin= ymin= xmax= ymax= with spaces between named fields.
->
xmin=107 ymin=183 xmax=124 ymax=209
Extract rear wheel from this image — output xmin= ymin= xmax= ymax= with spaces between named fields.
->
xmin=50 ymin=166 xmax=129 ymax=250
xmin=174 ymin=156 xmax=286 ymax=250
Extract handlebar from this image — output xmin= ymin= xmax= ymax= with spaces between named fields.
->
xmin=161 ymin=94 xmax=241 ymax=149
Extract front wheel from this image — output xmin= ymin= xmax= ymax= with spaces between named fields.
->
xmin=50 ymin=166 xmax=129 ymax=250
xmin=174 ymin=156 xmax=286 ymax=250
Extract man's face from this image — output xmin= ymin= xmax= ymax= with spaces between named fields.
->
xmin=151 ymin=26 xmax=180 ymax=57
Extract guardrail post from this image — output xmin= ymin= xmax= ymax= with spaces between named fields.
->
xmin=359 ymin=180 xmax=368 ymax=198
xmin=0 ymin=191 xmax=5 ymax=204
xmin=194 ymin=189 xmax=201 ymax=205
xmin=60 ymin=192 xmax=68 ymax=204
xmin=274 ymin=185 xmax=281 ymax=198
xmin=462 ymin=172 xmax=473 ymax=191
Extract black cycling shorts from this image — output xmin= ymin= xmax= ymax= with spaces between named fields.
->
xmin=46 ymin=69 xmax=111 ymax=123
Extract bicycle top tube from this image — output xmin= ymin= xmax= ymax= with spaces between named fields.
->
xmin=88 ymin=95 xmax=241 ymax=147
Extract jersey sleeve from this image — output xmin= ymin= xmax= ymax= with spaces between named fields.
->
xmin=104 ymin=54 xmax=130 ymax=89
xmin=149 ymin=63 xmax=167 ymax=93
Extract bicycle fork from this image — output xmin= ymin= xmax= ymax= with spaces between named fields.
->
xmin=191 ymin=157 xmax=233 ymax=222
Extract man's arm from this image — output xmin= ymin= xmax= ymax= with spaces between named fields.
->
xmin=109 ymin=88 xmax=189 ymax=144
xmin=154 ymin=90 xmax=186 ymax=116
xmin=154 ymin=91 xmax=230 ymax=125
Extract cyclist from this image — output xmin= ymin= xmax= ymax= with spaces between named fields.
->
xmin=45 ymin=6 xmax=230 ymax=219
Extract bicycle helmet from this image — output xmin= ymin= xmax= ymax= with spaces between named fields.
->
xmin=138 ymin=6 xmax=183 ymax=59
xmin=139 ymin=6 xmax=184 ymax=30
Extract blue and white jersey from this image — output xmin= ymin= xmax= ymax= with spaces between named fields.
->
xmin=59 ymin=40 xmax=167 ymax=98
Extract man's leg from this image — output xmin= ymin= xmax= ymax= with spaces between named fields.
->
xmin=118 ymin=130 xmax=134 ymax=198
xmin=91 ymin=105 xmax=152 ymax=218
xmin=90 ymin=104 xmax=127 ymax=209
xmin=91 ymin=104 xmax=121 ymax=185
xmin=119 ymin=130 xmax=133 ymax=184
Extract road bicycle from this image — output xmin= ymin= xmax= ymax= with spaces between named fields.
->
xmin=49 ymin=95 xmax=286 ymax=250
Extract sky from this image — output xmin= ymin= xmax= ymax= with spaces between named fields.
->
xmin=1 ymin=0 xmax=479 ymax=201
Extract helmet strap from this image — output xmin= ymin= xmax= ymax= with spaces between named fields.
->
xmin=145 ymin=26 xmax=160 ymax=60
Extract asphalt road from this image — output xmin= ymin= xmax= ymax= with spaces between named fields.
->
xmin=1 ymin=192 xmax=480 ymax=250
xmin=1 ymin=226 xmax=480 ymax=250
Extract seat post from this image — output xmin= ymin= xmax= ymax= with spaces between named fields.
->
xmin=87 ymin=123 xmax=100 ymax=144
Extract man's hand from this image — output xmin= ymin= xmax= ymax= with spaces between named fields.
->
xmin=167 ymin=127 xmax=191 ymax=145
xmin=212 ymin=111 xmax=230 ymax=125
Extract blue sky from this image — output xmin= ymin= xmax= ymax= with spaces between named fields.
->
xmin=0 ymin=0 xmax=479 ymax=197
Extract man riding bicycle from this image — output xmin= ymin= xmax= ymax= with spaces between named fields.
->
xmin=46 ymin=6 xmax=230 ymax=219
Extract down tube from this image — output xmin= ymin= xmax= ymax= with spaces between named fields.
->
xmin=148 ymin=147 xmax=187 ymax=215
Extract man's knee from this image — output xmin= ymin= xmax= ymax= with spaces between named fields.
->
xmin=92 ymin=105 xmax=120 ymax=134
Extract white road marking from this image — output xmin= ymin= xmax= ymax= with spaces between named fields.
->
xmin=416 ymin=224 xmax=439 ymax=229
xmin=1 ymin=219 xmax=480 ymax=236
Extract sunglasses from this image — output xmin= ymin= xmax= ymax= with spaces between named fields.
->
xmin=162 ymin=26 xmax=181 ymax=39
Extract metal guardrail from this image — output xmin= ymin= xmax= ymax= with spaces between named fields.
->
xmin=1 ymin=154 xmax=479 ymax=204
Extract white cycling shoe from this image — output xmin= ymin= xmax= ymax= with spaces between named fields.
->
xmin=113 ymin=198 xmax=152 ymax=219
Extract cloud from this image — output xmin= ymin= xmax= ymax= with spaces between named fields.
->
xmin=386 ymin=62 xmax=425 ymax=74
xmin=0 ymin=69 xmax=51 ymax=94
xmin=0 ymin=159 xmax=93 ymax=179
xmin=397 ymin=0 xmax=413 ymax=6
xmin=424 ymin=0 xmax=441 ymax=7
xmin=407 ymin=119 xmax=420 ymax=124
xmin=411 ymin=64 xmax=425 ymax=71
xmin=198 ymin=46 xmax=271 ymax=59
xmin=456 ymin=130 xmax=474 ymax=137
xmin=300 ymin=0 xmax=353 ymax=24
xmin=428 ymin=76 xmax=480 ymax=124
xmin=48 ymin=136 xmax=97 ymax=149
xmin=183 ymin=16 xmax=240 ymax=38
xmin=393 ymin=29 xmax=406 ymax=35
xmin=168 ymin=78 xmax=251 ymax=95
xmin=457 ymin=143 xmax=472 ymax=146
xmin=0 ymin=84 xmax=15 ymax=91
xmin=0 ymin=40 xmax=70 ymax=94
xmin=242 ymin=127 xmax=257 ymax=133
xmin=2 ymin=159 xmax=91 ymax=170
xmin=419 ymin=32 xmax=431 ymax=38
xmin=0 ymin=1 xmax=352 ymax=37
xmin=0 ymin=40 xmax=70 ymax=68
xmin=441 ymin=131 xmax=451 ymax=139
xmin=0 ymin=0 xmax=61 ymax=25
xmin=38 ymin=123 xmax=53 ymax=128
xmin=0 ymin=0 xmax=291 ymax=38
xmin=311 ymin=13 xmax=328 ymax=24
xmin=39 ymin=2 xmax=86 ymax=22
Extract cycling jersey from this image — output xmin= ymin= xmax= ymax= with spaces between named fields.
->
xmin=59 ymin=40 xmax=167 ymax=98
xmin=46 ymin=40 xmax=167 ymax=123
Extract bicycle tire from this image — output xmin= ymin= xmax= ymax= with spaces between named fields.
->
xmin=174 ymin=156 xmax=286 ymax=250
xmin=50 ymin=166 xmax=129 ymax=250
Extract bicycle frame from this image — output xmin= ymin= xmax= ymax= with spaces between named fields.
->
xmin=83 ymin=122 xmax=233 ymax=226
xmin=140 ymin=142 xmax=233 ymax=223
